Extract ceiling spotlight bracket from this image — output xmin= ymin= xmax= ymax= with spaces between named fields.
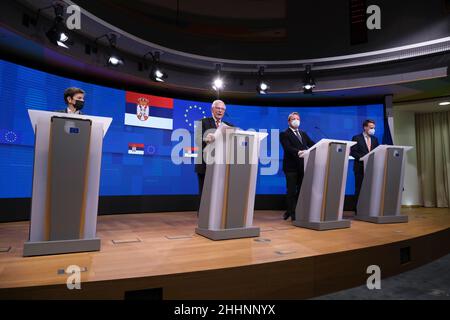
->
xmin=145 ymin=51 xmax=167 ymax=82
xmin=214 ymin=63 xmax=223 ymax=72
xmin=35 ymin=2 xmax=65 ymax=27
xmin=303 ymin=64 xmax=313 ymax=72
xmin=94 ymin=33 xmax=120 ymax=48
xmin=144 ymin=51 xmax=162 ymax=63
xmin=258 ymin=65 xmax=266 ymax=76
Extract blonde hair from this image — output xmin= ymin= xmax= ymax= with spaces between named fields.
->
xmin=288 ymin=112 xmax=300 ymax=121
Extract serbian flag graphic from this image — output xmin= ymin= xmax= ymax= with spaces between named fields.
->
xmin=128 ymin=143 xmax=145 ymax=155
xmin=124 ymin=91 xmax=174 ymax=130
xmin=183 ymin=146 xmax=198 ymax=158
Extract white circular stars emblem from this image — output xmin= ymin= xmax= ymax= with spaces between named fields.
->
xmin=183 ymin=105 xmax=207 ymax=128
xmin=4 ymin=131 xmax=17 ymax=143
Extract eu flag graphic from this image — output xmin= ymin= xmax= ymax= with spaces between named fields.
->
xmin=173 ymin=99 xmax=210 ymax=131
xmin=0 ymin=129 xmax=22 ymax=145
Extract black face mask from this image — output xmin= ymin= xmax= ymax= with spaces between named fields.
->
xmin=74 ymin=100 xmax=84 ymax=111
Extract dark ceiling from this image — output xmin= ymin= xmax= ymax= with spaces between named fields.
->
xmin=1 ymin=0 xmax=449 ymax=103
xmin=74 ymin=0 xmax=450 ymax=60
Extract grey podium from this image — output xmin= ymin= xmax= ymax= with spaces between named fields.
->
xmin=23 ymin=110 xmax=112 ymax=256
xmin=356 ymin=145 xmax=412 ymax=224
xmin=196 ymin=125 xmax=268 ymax=240
xmin=294 ymin=138 xmax=356 ymax=231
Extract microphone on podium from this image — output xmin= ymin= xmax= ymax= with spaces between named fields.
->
xmin=314 ymin=126 xmax=329 ymax=139
xmin=224 ymin=111 xmax=235 ymax=126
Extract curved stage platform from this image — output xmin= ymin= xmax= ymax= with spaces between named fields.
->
xmin=0 ymin=208 xmax=449 ymax=299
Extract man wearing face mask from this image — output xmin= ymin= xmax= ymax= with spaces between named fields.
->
xmin=350 ymin=119 xmax=379 ymax=214
xmin=280 ymin=112 xmax=315 ymax=221
xmin=56 ymin=87 xmax=85 ymax=114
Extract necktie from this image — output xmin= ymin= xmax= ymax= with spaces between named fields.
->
xmin=366 ymin=135 xmax=371 ymax=151
xmin=294 ymin=130 xmax=303 ymax=144
xmin=216 ymin=120 xmax=220 ymax=128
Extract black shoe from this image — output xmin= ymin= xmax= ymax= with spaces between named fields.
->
xmin=290 ymin=214 xmax=295 ymax=221
xmin=283 ymin=211 xmax=290 ymax=220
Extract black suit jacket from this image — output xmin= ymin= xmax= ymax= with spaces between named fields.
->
xmin=280 ymin=128 xmax=315 ymax=173
xmin=194 ymin=117 xmax=233 ymax=174
xmin=350 ymin=133 xmax=379 ymax=173
xmin=55 ymin=108 xmax=83 ymax=115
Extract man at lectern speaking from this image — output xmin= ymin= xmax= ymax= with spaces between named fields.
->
xmin=280 ymin=112 xmax=315 ymax=221
xmin=194 ymin=100 xmax=233 ymax=199
xmin=56 ymin=87 xmax=85 ymax=114
xmin=350 ymin=119 xmax=380 ymax=214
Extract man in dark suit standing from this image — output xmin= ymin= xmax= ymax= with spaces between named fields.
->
xmin=56 ymin=87 xmax=85 ymax=114
xmin=280 ymin=112 xmax=315 ymax=221
xmin=350 ymin=119 xmax=380 ymax=213
xmin=194 ymin=100 xmax=233 ymax=198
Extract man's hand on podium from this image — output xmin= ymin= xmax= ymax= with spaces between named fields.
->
xmin=204 ymin=133 xmax=215 ymax=144
xmin=298 ymin=150 xmax=305 ymax=158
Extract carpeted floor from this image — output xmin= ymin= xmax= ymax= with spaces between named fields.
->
xmin=314 ymin=253 xmax=450 ymax=300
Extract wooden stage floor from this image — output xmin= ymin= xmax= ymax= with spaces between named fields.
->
xmin=0 ymin=208 xmax=449 ymax=299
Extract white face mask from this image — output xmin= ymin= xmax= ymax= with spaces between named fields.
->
xmin=368 ymin=128 xmax=375 ymax=136
xmin=290 ymin=119 xmax=300 ymax=128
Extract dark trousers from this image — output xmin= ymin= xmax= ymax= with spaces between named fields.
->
xmin=354 ymin=167 xmax=364 ymax=212
xmin=285 ymin=170 xmax=304 ymax=219
xmin=197 ymin=172 xmax=205 ymax=198
xmin=196 ymin=173 xmax=205 ymax=213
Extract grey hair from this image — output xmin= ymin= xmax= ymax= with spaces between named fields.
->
xmin=288 ymin=112 xmax=300 ymax=121
xmin=211 ymin=99 xmax=226 ymax=109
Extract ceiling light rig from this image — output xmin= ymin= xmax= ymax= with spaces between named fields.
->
xmin=302 ymin=65 xmax=316 ymax=94
xmin=33 ymin=2 xmax=324 ymax=97
xmin=144 ymin=51 xmax=168 ymax=82
xmin=257 ymin=66 xmax=269 ymax=95
xmin=37 ymin=2 xmax=72 ymax=48
xmin=94 ymin=33 xmax=124 ymax=67
xmin=212 ymin=64 xmax=224 ymax=93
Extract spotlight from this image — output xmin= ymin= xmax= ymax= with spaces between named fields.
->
xmin=155 ymin=69 xmax=164 ymax=78
xmin=302 ymin=65 xmax=316 ymax=94
xmin=212 ymin=77 xmax=224 ymax=91
xmin=212 ymin=64 xmax=224 ymax=91
xmin=151 ymin=67 xmax=167 ymax=82
xmin=258 ymin=81 xmax=269 ymax=94
xmin=144 ymin=52 xmax=167 ymax=82
xmin=439 ymin=101 xmax=450 ymax=106
xmin=95 ymin=33 xmax=124 ymax=66
xmin=303 ymin=83 xmax=314 ymax=90
xmin=59 ymin=33 xmax=68 ymax=42
xmin=44 ymin=4 xmax=72 ymax=48
xmin=257 ymin=66 xmax=269 ymax=94
xmin=108 ymin=55 xmax=123 ymax=66
xmin=47 ymin=28 xmax=70 ymax=48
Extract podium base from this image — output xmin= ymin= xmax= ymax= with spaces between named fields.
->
xmin=355 ymin=215 xmax=408 ymax=224
xmin=293 ymin=219 xmax=351 ymax=231
xmin=195 ymin=227 xmax=260 ymax=240
xmin=23 ymin=238 xmax=101 ymax=257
